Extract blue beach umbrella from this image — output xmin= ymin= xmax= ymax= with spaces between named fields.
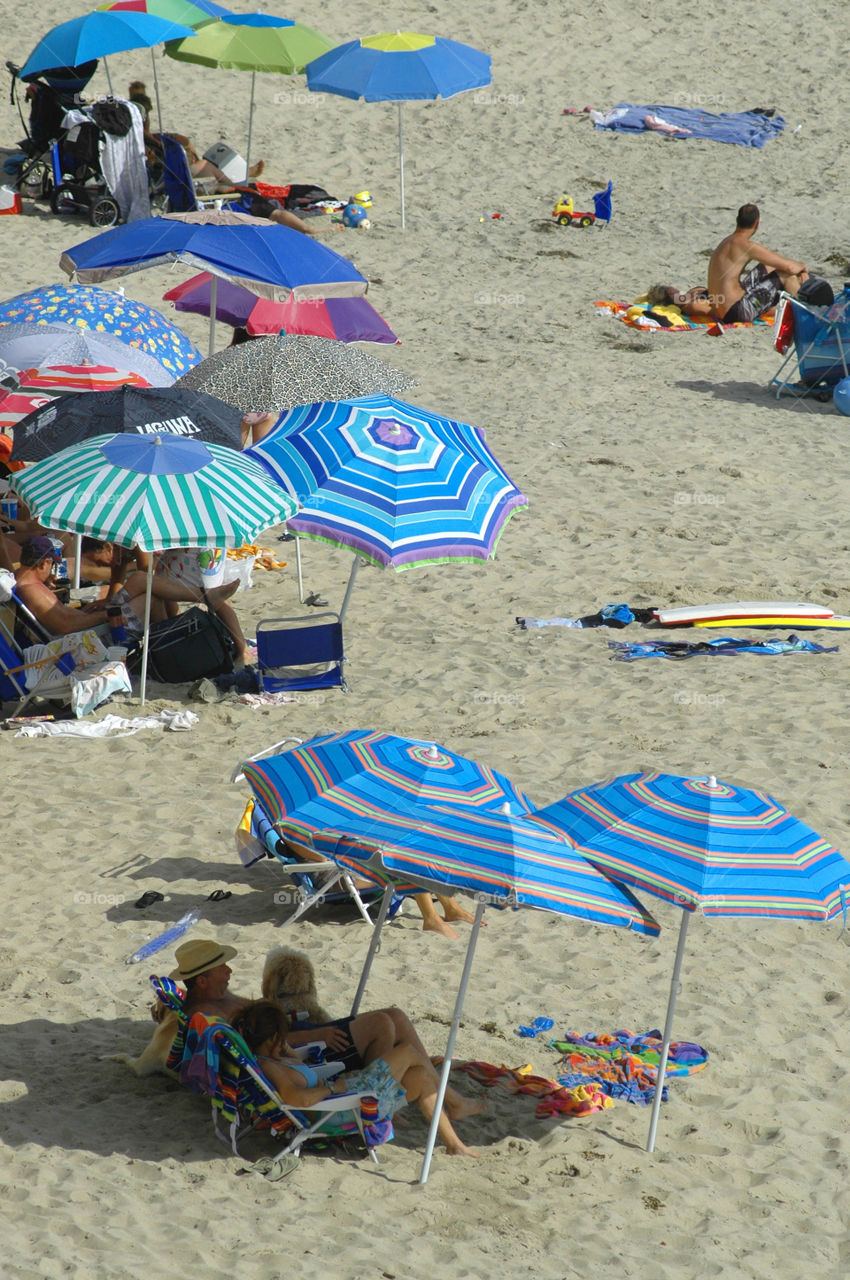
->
xmin=59 ymin=218 xmax=368 ymax=303
xmin=246 ymin=394 xmax=527 ymax=619
xmin=306 ymin=33 xmax=492 ymax=227
xmin=533 ymin=771 xmax=850 ymax=1150
xmin=19 ymin=11 xmax=197 ymax=89
xmin=0 ymin=284 xmax=200 ymax=378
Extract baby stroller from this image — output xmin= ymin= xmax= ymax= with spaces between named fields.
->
xmin=46 ymin=109 xmax=123 ymax=228
xmin=770 ymin=286 xmax=850 ymax=403
xmin=5 ymin=59 xmax=96 ymax=201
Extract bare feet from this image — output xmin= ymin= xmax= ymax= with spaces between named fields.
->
xmin=207 ymin=580 xmax=239 ymax=605
xmin=445 ymin=1094 xmax=487 ymax=1121
xmin=440 ymin=900 xmax=477 ymax=925
xmin=444 ymin=1140 xmax=479 ymax=1157
xmin=422 ymin=916 xmax=459 ymax=939
xmin=249 ymin=158 xmax=265 ymax=179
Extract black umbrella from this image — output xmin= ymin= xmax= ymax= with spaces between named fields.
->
xmin=10 ymin=385 xmax=245 ymax=462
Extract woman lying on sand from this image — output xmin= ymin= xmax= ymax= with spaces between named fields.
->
xmin=232 ymin=999 xmax=480 ymax=1157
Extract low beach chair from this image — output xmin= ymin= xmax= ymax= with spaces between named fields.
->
xmin=0 ymin=584 xmax=77 ymax=712
xmin=255 ymin=613 xmax=348 ymax=694
xmin=770 ymin=289 xmax=850 ymax=402
xmin=150 ymin=976 xmax=387 ymax=1162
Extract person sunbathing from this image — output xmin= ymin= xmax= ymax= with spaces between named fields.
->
xmin=128 ymin=83 xmax=265 ymax=188
xmin=172 ymin=938 xmax=485 ymax=1125
xmin=708 ymin=202 xmax=808 ymax=323
xmin=232 ymin=999 xmax=478 ymax=1157
xmin=645 ymin=283 xmax=717 ymax=319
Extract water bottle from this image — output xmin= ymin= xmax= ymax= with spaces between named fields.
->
xmin=0 ymin=495 xmax=17 ymax=523
xmin=50 ymin=538 xmax=69 ymax=583
xmin=106 ymin=604 xmax=127 ymax=645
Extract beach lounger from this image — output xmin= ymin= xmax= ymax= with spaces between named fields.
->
xmin=770 ymin=290 xmax=850 ymax=403
xmin=0 ymin=581 xmax=76 ymax=712
xmin=255 ymin=613 xmax=347 ymax=694
xmin=151 ymin=976 xmax=386 ymax=1163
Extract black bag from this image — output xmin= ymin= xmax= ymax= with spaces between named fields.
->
xmin=798 ymin=276 xmax=835 ymax=308
xmin=133 ymin=606 xmax=236 ymax=683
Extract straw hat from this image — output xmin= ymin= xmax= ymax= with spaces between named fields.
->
xmin=169 ymin=939 xmax=237 ymax=981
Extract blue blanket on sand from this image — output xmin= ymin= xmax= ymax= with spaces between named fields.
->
xmin=595 ymin=104 xmax=785 ymax=147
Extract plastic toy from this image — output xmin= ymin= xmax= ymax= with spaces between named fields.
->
xmin=341 ymin=190 xmax=372 ymax=228
xmin=833 ymin=376 xmax=850 ymax=416
xmin=552 ymin=180 xmax=613 ymax=227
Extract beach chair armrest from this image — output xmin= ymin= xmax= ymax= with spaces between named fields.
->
xmin=304 ymin=1089 xmax=376 ymax=1114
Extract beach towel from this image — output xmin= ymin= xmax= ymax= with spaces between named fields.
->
xmin=456 ymin=1059 xmax=613 ymax=1118
xmin=608 ymin=635 xmax=838 ymax=661
xmin=551 ymin=1028 xmax=709 ymax=1106
xmin=595 ymin=300 xmax=775 ymax=333
xmin=593 ymin=104 xmax=785 ymax=147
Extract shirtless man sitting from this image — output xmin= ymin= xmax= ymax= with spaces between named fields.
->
xmin=171 ymin=939 xmax=484 ymax=1124
xmin=708 ymin=203 xmax=808 ymax=324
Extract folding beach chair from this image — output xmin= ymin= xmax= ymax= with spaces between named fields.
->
xmin=770 ymin=289 xmax=850 ymax=403
xmin=150 ymin=976 xmax=388 ymax=1163
xmin=0 ymin=583 xmax=76 ymax=712
xmin=255 ymin=613 xmax=347 ymax=694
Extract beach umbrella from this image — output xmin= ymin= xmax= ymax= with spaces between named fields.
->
xmin=533 ymin=772 xmax=850 ymax=1152
xmin=0 ymin=323 xmax=175 ymax=388
xmin=19 ymin=11 xmax=196 ymax=94
xmin=163 ymin=272 xmax=400 ymax=344
xmin=12 ymin=431 xmax=296 ymax=702
xmin=10 ymin=384 xmax=244 ymax=462
xmin=98 ymin=0 xmax=233 ymax=134
xmin=305 ymin=34 xmax=492 ymax=228
xmin=0 ymin=364 xmax=152 ymax=433
xmin=59 ymin=219 xmax=368 ymax=308
xmin=246 ymin=394 xmax=527 ymax=620
xmin=0 ymin=286 xmax=200 ymax=379
xmin=165 ymin=13 xmax=334 ymax=176
xmin=176 ymin=336 xmax=415 ymax=418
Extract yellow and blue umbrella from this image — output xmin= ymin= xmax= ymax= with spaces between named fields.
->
xmin=0 ymin=285 xmax=201 ymax=378
xmin=305 ymin=33 xmax=492 ymax=227
xmin=534 ymin=771 xmax=850 ymax=1150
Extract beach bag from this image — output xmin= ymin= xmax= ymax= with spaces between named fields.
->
xmin=137 ymin=606 xmax=236 ymax=683
xmin=798 ymin=276 xmax=834 ymax=308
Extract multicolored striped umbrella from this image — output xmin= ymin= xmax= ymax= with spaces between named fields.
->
xmin=0 ymin=285 xmax=200 ymax=378
xmin=247 ymin=393 xmax=527 ymax=574
xmin=13 ymin=432 xmax=296 ymax=701
xmin=533 ymin=771 xmax=850 ymax=1150
xmin=0 ymin=363 xmax=151 ymax=432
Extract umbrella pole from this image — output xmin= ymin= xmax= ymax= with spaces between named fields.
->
xmin=646 ymin=907 xmax=691 ymax=1153
xmin=339 ymin=555 xmax=360 ymax=626
xmin=397 ymin=102 xmax=406 ymax=230
xmin=150 ymin=48 xmax=164 ymax=137
xmin=138 ymin=555 xmax=154 ymax=707
xmin=350 ymin=884 xmax=394 ymax=1015
xmin=103 ymin=57 xmax=114 ymax=96
xmin=295 ymin=535 xmax=304 ymax=604
xmin=208 ymin=275 xmax=218 ymax=358
xmin=418 ymin=897 xmax=485 ymax=1184
xmin=244 ymin=72 xmax=256 ymax=181
xmin=73 ymin=532 xmax=81 ymax=590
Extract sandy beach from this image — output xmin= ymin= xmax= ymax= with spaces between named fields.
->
xmin=1 ymin=2 xmax=849 ymax=1277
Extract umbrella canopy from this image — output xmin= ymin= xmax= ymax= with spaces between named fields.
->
xmin=20 ymin=11 xmax=196 ymax=80
xmin=59 ymin=219 xmax=368 ymax=303
xmin=163 ymin=272 xmax=400 ymax=343
xmin=305 ymin=33 xmax=492 ymax=228
xmin=0 ymin=322 xmax=175 ymax=388
xmin=13 ymin=432 xmax=296 ymax=701
xmin=101 ymin=0 xmax=231 ymax=24
xmin=165 ymin=13 xmax=334 ymax=175
xmin=0 ymin=285 xmax=200 ymax=378
xmin=176 ymin=336 xmax=416 ymax=415
xmin=247 ymin=394 xmax=527 ymax=568
xmin=533 ymin=771 xmax=850 ymax=1151
xmin=11 ymin=384 xmax=245 ymax=462
xmin=0 ymin=364 xmax=151 ymax=433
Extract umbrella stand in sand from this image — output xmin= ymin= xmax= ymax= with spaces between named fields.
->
xmin=305 ymin=33 xmax=492 ymax=229
xmin=12 ymin=431 xmax=296 ymax=703
xmin=533 ymin=771 xmax=850 ymax=1152
xmin=246 ymin=394 xmax=526 ymax=620
xmin=240 ymin=730 xmax=660 ymax=1185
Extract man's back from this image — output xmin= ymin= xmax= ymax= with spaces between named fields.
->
xmin=708 ymin=231 xmax=753 ymax=312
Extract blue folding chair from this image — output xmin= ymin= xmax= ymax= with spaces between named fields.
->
xmin=158 ymin=134 xmax=200 ymax=213
xmin=255 ymin=613 xmax=347 ymax=694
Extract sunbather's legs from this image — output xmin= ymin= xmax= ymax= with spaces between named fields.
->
xmin=415 ymin=893 xmax=479 ymax=938
xmin=378 ymin=1006 xmax=486 ymax=1121
xmin=348 ymin=1009 xmax=396 ymax=1066
xmin=381 ymin=1043 xmax=478 ymax=1156
xmin=119 ymin=572 xmax=248 ymax=660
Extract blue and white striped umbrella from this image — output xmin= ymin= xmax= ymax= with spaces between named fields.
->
xmin=246 ymin=395 xmax=527 ymax=569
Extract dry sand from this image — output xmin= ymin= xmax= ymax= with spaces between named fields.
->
xmin=1 ymin=2 xmax=849 ymax=1277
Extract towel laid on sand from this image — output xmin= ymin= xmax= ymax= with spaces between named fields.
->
xmin=609 ymin=635 xmax=838 ymax=661
xmin=456 ymin=1060 xmax=613 ymax=1118
xmin=593 ymin=104 xmax=785 ymax=147
xmin=595 ymin=300 xmax=775 ymax=333
xmin=552 ymin=1028 xmax=709 ymax=1106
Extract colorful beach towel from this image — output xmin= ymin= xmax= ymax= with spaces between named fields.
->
xmin=595 ymin=300 xmax=775 ymax=333
xmin=551 ymin=1028 xmax=709 ymax=1106
xmin=455 ymin=1060 xmax=613 ymax=1118
xmin=592 ymin=105 xmax=785 ymax=147
xmin=609 ymin=635 xmax=838 ymax=661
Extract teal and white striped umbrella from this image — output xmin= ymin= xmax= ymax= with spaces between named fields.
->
xmin=12 ymin=432 xmax=295 ymax=551
xmin=13 ymin=433 xmax=297 ymax=702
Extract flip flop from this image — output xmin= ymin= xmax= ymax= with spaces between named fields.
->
xmin=207 ymin=889 xmax=232 ymax=902
xmin=134 ymin=890 xmax=165 ymax=910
